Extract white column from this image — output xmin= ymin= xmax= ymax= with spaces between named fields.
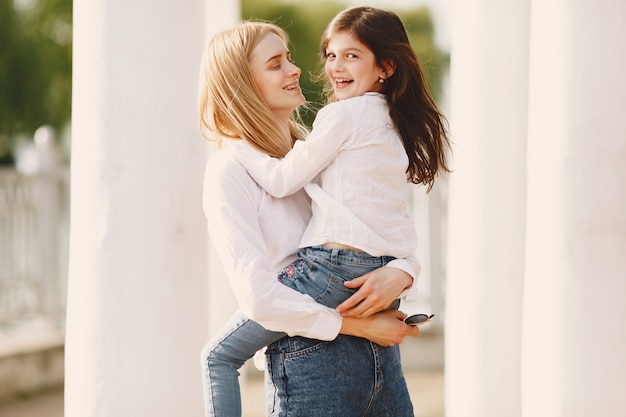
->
xmin=202 ymin=0 xmax=242 ymax=339
xmin=65 ymin=1 xmax=236 ymax=416
xmin=522 ymin=2 xmax=626 ymax=416
xmin=445 ymin=1 xmax=530 ymax=416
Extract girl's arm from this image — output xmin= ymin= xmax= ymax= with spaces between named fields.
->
xmin=233 ymin=103 xmax=349 ymax=197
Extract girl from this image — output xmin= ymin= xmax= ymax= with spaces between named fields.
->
xmin=232 ymin=7 xmax=451 ymax=415
xmin=234 ymin=5 xmax=450 ymax=316
xmin=199 ymin=18 xmax=422 ymax=417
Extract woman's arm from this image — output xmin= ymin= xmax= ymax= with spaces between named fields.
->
xmin=204 ymin=149 xmax=419 ymax=343
xmin=336 ymin=263 xmax=417 ymax=318
xmin=204 ymin=152 xmax=342 ymax=340
xmin=341 ymin=309 xmax=420 ymax=346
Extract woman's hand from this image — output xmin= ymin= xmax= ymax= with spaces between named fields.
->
xmin=336 ymin=266 xmax=413 ymax=318
xmin=340 ymin=309 xmax=420 ymax=346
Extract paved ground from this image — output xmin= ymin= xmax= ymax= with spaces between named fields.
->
xmin=0 ymin=368 xmax=444 ymax=417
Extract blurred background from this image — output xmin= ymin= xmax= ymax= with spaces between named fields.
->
xmin=0 ymin=0 xmax=448 ymax=416
xmin=3 ymin=0 xmax=625 ymax=416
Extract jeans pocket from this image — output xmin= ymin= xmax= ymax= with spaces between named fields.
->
xmin=266 ymin=335 xmax=328 ymax=357
xmin=313 ymin=273 xmax=357 ymax=308
xmin=279 ymin=259 xmax=332 ymax=301
xmin=267 ymin=336 xmax=379 ymax=416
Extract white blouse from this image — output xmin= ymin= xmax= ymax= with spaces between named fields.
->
xmin=203 ymin=138 xmax=417 ymax=341
xmin=235 ymin=92 xmax=420 ymax=262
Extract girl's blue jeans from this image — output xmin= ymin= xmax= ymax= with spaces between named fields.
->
xmin=201 ymin=246 xmax=414 ymax=417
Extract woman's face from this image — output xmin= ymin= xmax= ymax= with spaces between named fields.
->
xmin=249 ymin=32 xmax=305 ymax=123
xmin=324 ymin=31 xmax=385 ymax=100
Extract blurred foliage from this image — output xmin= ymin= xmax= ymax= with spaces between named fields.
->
xmin=0 ymin=0 xmax=446 ymax=163
xmin=242 ymin=0 xmax=449 ymax=126
xmin=0 ymin=0 xmax=72 ymax=164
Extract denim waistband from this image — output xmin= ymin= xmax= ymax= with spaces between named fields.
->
xmin=299 ymin=245 xmax=396 ymax=266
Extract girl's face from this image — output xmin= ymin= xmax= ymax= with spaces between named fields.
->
xmin=324 ymin=31 xmax=386 ymax=100
xmin=249 ymin=32 xmax=305 ymax=123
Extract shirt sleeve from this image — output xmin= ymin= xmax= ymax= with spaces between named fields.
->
xmin=234 ymin=104 xmax=350 ymax=197
xmin=203 ymin=153 xmax=342 ymax=340
xmin=386 ymin=256 xmax=420 ymax=300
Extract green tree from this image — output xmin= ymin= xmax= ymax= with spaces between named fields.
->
xmin=0 ymin=0 xmax=72 ymax=164
xmin=402 ymin=7 xmax=449 ymax=102
xmin=242 ymin=0 xmax=449 ymax=126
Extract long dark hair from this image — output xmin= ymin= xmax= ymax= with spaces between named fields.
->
xmin=320 ymin=6 xmax=451 ymax=190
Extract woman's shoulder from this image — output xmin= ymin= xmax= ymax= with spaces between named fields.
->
xmin=205 ymin=147 xmax=241 ymax=176
xmin=204 ymin=145 xmax=258 ymax=193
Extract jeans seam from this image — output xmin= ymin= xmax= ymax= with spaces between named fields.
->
xmin=363 ymin=341 xmax=382 ymax=417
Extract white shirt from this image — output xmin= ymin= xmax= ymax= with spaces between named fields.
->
xmin=203 ymin=138 xmax=417 ymax=341
xmin=235 ymin=92 xmax=420 ymax=262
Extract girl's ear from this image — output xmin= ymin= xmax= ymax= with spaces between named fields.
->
xmin=381 ymin=60 xmax=397 ymax=78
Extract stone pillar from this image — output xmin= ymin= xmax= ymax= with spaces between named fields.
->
xmin=445 ymin=1 xmax=530 ymax=416
xmin=64 ymin=1 xmax=236 ymax=415
xmin=522 ymin=2 xmax=626 ymax=416
xmin=202 ymin=0 xmax=242 ymax=340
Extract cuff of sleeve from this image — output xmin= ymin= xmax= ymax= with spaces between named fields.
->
xmin=261 ymin=299 xmax=343 ymax=341
xmin=286 ymin=310 xmax=342 ymax=341
xmin=399 ymin=283 xmax=418 ymax=301
xmin=385 ymin=258 xmax=420 ymax=301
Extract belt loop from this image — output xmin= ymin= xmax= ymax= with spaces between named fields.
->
xmin=330 ymin=248 xmax=338 ymax=263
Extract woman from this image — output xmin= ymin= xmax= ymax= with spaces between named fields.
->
xmin=198 ymin=20 xmax=420 ymax=417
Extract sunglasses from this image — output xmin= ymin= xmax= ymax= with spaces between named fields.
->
xmin=386 ymin=299 xmax=434 ymax=326
xmin=405 ymin=313 xmax=434 ymax=326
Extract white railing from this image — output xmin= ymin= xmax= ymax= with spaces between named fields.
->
xmin=0 ymin=127 xmax=69 ymax=336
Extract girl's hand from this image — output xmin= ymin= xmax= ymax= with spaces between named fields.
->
xmin=336 ymin=266 xmax=412 ymax=318
xmin=340 ymin=309 xmax=420 ymax=346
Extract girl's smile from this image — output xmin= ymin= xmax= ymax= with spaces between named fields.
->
xmin=324 ymin=31 xmax=386 ymax=100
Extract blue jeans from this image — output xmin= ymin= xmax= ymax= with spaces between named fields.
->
xmin=265 ymin=336 xmax=413 ymax=417
xmin=201 ymin=246 xmax=412 ymax=417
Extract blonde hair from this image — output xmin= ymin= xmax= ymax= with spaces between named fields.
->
xmin=198 ymin=21 xmax=305 ymax=158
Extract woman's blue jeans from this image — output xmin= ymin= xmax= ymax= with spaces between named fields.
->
xmin=265 ymin=335 xmax=413 ymax=417
xmin=201 ymin=246 xmax=413 ymax=417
